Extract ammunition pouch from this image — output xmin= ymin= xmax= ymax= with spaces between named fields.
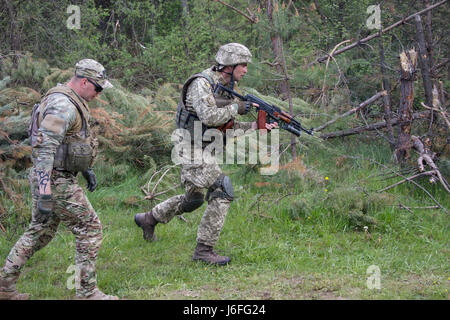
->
xmin=176 ymin=103 xmax=204 ymax=131
xmin=53 ymin=141 xmax=93 ymax=173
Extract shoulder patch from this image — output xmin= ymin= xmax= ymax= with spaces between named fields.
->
xmin=40 ymin=114 xmax=66 ymax=135
xmin=206 ymin=94 xmax=215 ymax=106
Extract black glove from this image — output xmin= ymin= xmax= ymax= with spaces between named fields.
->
xmin=237 ymin=101 xmax=251 ymax=115
xmin=36 ymin=194 xmax=54 ymax=223
xmin=82 ymin=168 xmax=97 ymax=192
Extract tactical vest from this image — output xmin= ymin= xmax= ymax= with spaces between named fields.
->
xmin=28 ymin=85 xmax=98 ymax=173
xmin=175 ymin=72 xmax=234 ymax=145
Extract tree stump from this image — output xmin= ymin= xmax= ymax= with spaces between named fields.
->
xmin=395 ymin=49 xmax=417 ymax=163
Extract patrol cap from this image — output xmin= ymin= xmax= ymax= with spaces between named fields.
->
xmin=75 ymin=59 xmax=113 ymax=89
xmin=215 ymin=43 xmax=252 ymax=66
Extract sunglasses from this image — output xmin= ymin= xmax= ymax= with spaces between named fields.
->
xmin=86 ymin=79 xmax=103 ymax=93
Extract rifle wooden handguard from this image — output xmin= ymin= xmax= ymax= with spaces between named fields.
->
xmin=257 ymin=110 xmax=267 ymax=129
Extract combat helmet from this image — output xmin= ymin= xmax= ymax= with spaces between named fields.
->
xmin=215 ymin=43 xmax=252 ymax=66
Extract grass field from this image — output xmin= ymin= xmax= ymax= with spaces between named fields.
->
xmin=0 ymin=136 xmax=448 ymax=300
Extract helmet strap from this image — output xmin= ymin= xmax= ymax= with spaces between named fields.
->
xmin=218 ymin=65 xmax=237 ymax=90
xmin=225 ymin=65 xmax=236 ymax=90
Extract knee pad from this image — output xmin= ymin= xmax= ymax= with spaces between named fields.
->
xmin=180 ymin=191 xmax=205 ymax=213
xmin=206 ymin=174 xmax=234 ymax=202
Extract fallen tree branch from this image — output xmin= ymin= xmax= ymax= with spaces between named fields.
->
xmin=307 ymin=0 xmax=448 ymax=67
xmin=320 ymin=40 xmax=352 ymax=106
xmin=397 ymin=205 xmax=440 ymax=210
xmin=144 ymin=184 xmax=181 ymax=201
xmin=315 ymin=91 xmax=386 ymax=132
xmin=356 ymin=156 xmax=448 ymax=214
xmin=431 ymin=57 xmax=450 ymax=73
xmin=141 ymin=165 xmax=179 ymax=202
xmin=320 ymin=111 xmax=430 ymax=139
xmin=377 ymin=170 xmax=435 ymax=192
xmin=421 ymin=102 xmax=449 ymax=128
xmin=260 ymin=60 xmax=281 ymax=67
xmin=248 ymin=193 xmax=265 ymax=211
xmin=411 ymin=135 xmax=450 ymax=192
xmin=398 ymin=203 xmax=415 ymax=214
xmin=352 ymin=156 xmax=448 ymax=213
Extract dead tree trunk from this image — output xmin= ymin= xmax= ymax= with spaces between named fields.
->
xmin=181 ymin=0 xmax=190 ymax=56
xmin=415 ymin=15 xmax=434 ymax=134
xmin=378 ymin=33 xmax=395 ymax=146
xmin=5 ymin=0 xmax=20 ymax=53
xmin=266 ymin=0 xmax=290 ymax=100
xmin=266 ymin=0 xmax=296 ymax=158
xmin=423 ymin=0 xmax=435 ymax=70
xmin=395 ymin=50 xmax=418 ymax=164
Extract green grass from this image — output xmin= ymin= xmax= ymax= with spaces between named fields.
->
xmin=0 ymin=138 xmax=448 ymax=300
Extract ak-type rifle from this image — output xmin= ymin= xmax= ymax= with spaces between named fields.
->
xmin=215 ymin=83 xmax=314 ymax=136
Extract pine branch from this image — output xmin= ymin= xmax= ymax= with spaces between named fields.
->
xmin=307 ymin=0 xmax=448 ymax=67
xmin=213 ymin=0 xmax=257 ymax=23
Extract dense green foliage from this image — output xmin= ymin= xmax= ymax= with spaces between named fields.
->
xmin=2 ymin=1 xmax=448 ymax=98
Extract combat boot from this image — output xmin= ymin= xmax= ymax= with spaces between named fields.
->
xmin=78 ymin=288 xmax=119 ymax=300
xmin=192 ymin=242 xmax=231 ymax=266
xmin=134 ymin=210 xmax=159 ymax=241
xmin=0 ymin=276 xmax=29 ymax=300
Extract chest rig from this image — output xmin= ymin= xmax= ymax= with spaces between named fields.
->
xmin=175 ymin=72 xmax=235 ymax=146
xmin=28 ymin=85 xmax=97 ymax=173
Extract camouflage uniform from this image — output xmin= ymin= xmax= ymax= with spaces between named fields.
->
xmin=135 ymin=43 xmax=253 ymax=264
xmin=153 ymin=67 xmax=252 ymax=246
xmin=0 ymin=59 xmax=115 ymax=299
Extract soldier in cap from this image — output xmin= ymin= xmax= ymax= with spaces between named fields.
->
xmin=134 ymin=43 xmax=277 ymax=266
xmin=0 ymin=59 xmax=118 ymax=300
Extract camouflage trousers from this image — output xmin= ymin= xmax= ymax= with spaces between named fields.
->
xmin=152 ymin=154 xmax=232 ymax=247
xmin=0 ymin=168 xmax=102 ymax=297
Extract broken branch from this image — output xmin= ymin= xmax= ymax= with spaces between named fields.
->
xmin=315 ymin=91 xmax=386 ymax=132
xmin=421 ymin=102 xmax=449 ymax=128
xmin=320 ymin=111 xmax=430 ymax=139
xmin=307 ymin=0 xmax=448 ymax=67
xmin=214 ymin=0 xmax=258 ymax=23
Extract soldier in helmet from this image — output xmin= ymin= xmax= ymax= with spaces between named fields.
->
xmin=134 ymin=43 xmax=277 ymax=266
xmin=0 ymin=59 xmax=118 ymax=300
